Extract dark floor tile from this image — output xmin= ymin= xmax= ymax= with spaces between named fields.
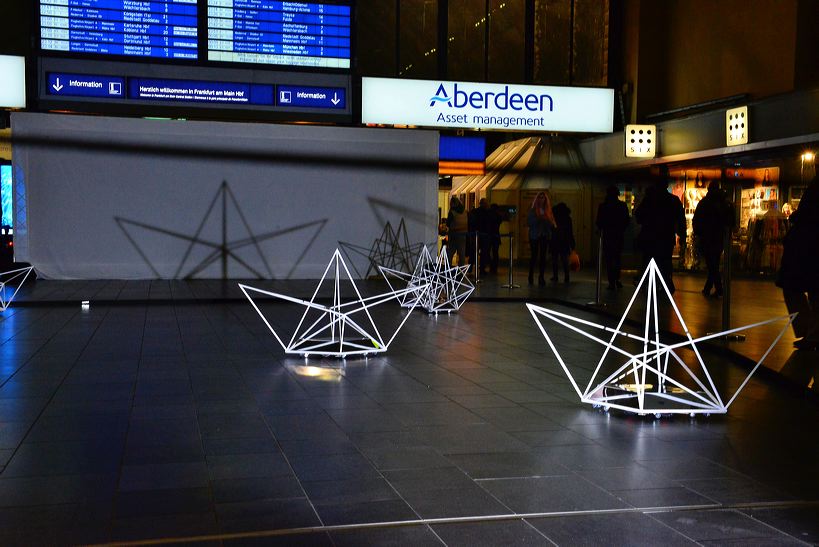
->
xmin=26 ymin=414 xmax=129 ymax=443
xmin=206 ymin=451 xmax=293 ymax=480
xmin=433 ymin=520 xmax=552 ymax=547
xmin=313 ymin=498 xmax=417 ymax=526
xmin=446 ymin=452 xmax=568 ymax=479
xmin=289 ymin=452 xmax=380 ymax=482
xmin=198 ymin=412 xmax=271 ymax=440
xmin=211 ymin=476 xmax=304 ymax=504
xmin=302 ymin=477 xmax=400 ymax=505
xmin=123 ymin=439 xmax=205 ymax=465
xmin=576 ymin=465 xmax=681 ymax=492
xmin=613 ymin=486 xmax=717 ymax=508
xmin=744 ymin=507 xmax=819 ymax=545
xmin=0 ymin=421 xmax=32 ymax=449
xmin=3 ymin=438 xmax=124 ymax=476
xmin=111 ymin=512 xmax=219 ymax=543
xmin=203 ymin=436 xmax=279 ymax=457
xmin=681 ymin=476 xmax=793 ymax=505
xmin=331 ymin=525 xmax=443 ymax=546
xmin=402 ymin=485 xmax=511 ymax=519
xmin=528 ymin=512 xmax=697 ymax=546
xmin=217 ymin=498 xmax=320 ymax=533
xmin=224 ymin=532 xmax=332 ymax=547
xmin=364 ymin=446 xmax=451 ymax=471
xmin=0 ymin=474 xmax=118 ymax=506
xmin=651 ymin=509 xmax=798 ymax=542
xmin=637 ymin=457 xmax=747 ymax=481
xmin=383 ymin=466 xmax=475 ymax=495
xmin=118 ymin=462 xmax=210 ymax=492
xmin=480 ymin=475 xmax=628 ymax=513
xmin=113 ymin=487 xmax=213 ymax=518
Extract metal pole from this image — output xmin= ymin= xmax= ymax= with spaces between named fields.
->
xmin=587 ymin=232 xmax=605 ymax=308
xmin=502 ymin=233 xmax=519 ymax=289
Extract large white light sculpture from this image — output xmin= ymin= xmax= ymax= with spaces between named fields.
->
xmin=0 ymin=266 xmax=34 ymax=312
xmin=239 ymin=249 xmax=426 ymax=358
xmin=527 ymin=260 xmax=794 ymax=416
xmin=379 ymin=245 xmax=474 ymax=314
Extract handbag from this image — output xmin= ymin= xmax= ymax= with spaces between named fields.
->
xmin=569 ymin=250 xmax=581 ymax=272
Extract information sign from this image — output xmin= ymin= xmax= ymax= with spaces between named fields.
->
xmin=207 ymin=1 xmax=351 ymax=69
xmin=47 ymin=72 xmax=126 ymax=98
xmin=40 ymin=0 xmax=199 ymax=60
xmin=276 ymin=85 xmax=345 ymax=108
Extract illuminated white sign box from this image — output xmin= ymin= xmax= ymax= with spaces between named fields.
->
xmin=0 ymin=55 xmax=26 ymax=109
xmin=362 ymin=77 xmax=614 ymax=133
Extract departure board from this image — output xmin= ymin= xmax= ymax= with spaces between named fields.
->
xmin=39 ymin=0 xmax=199 ymax=60
xmin=207 ymin=1 xmax=351 ymax=69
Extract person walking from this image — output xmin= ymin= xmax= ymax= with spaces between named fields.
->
xmin=777 ymin=174 xmax=819 ymax=350
xmin=527 ymin=191 xmax=556 ymax=285
xmin=693 ymin=181 xmax=734 ymax=297
xmin=635 ymin=172 xmax=686 ymax=293
xmin=446 ymin=196 xmax=468 ymax=267
xmin=550 ymin=202 xmax=576 ymax=283
xmin=596 ymin=185 xmax=630 ymax=290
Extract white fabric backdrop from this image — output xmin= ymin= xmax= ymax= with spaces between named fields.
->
xmin=11 ymin=112 xmax=438 ymax=279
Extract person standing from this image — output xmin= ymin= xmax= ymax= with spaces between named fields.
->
xmin=476 ymin=198 xmax=493 ymax=275
xmin=550 ymin=202 xmax=576 ymax=283
xmin=777 ymin=175 xmax=819 ymax=350
xmin=527 ymin=191 xmax=556 ymax=285
xmin=488 ymin=203 xmax=503 ymax=274
xmin=635 ymin=173 xmax=686 ymax=293
xmin=446 ymin=196 xmax=468 ymax=267
xmin=596 ymin=185 xmax=630 ymax=290
xmin=693 ymin=181 xmax=734 ymax=297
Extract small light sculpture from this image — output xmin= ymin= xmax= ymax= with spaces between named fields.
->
xmin=0 ymin=266 xmax=34 ymax=312
xmin=240 ymin=249 xmax=426 ymax=358
xmin=379 ymin=245 xmax=474 ymax=314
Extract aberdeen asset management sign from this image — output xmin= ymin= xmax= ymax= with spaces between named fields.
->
xmin=362 ymin=77 xmax=614 ymax=133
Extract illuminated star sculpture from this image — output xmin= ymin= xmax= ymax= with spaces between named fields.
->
xmin=0 ymin=266 xmax=34 ymax=312
xmin=339 ymin=218 xmax=426 ymax=278
xmin=527 ymin=259 xmax=794 ymax=416
xmin=240 ymin=249 xmax=427 ymax=358
xmin=379 ymin=245 xmax=474 ymax=314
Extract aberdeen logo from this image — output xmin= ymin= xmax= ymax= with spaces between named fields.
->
xmin=428 ymin=82 xmax=553 ymax=113
xmin=429 ymin=83 xmax=451 ymax=107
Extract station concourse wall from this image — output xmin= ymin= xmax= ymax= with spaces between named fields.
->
xmin=11 ymin=112 xmax=438 ymax=279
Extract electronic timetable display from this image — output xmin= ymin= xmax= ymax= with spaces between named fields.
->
xmin=207 ymin=1 xmax=351 ymax=69
xmin=39 ymin=0 xmax=199 ymax=60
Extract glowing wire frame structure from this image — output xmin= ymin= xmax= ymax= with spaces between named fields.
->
xmin=527 ymin=259 xmax=794 ymax=416
xmin=240 ymin=249 xmax=427 ymax=358
xmin=379 ymin=245 xmax=474 ymax=314
xmin=0 ymin=266 xmax=34 ymax=312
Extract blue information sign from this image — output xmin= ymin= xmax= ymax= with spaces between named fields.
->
xmin=40 ymin=0 xmax=199 ymax=60
xmin=47 ymin=72 xmax=126 ymax=98
xmin=208 ymin=1 xmax=351 ymax=69
xmin=276 ymin=85 xmax=345 ymax=109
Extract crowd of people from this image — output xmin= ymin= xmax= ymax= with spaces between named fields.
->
xmin=441 ymin=170 xmax=818 ymax=352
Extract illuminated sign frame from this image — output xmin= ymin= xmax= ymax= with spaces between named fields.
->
xmin=362 ymin=77 xmax=614 ymax=133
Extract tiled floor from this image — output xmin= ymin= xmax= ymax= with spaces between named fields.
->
xmin=0 ymin=298 xmax=817 ymax=546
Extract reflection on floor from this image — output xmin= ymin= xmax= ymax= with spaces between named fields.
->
xmin=0 ymin=301 xmax=816 ymax=545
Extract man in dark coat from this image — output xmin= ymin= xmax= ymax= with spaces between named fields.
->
xmin=778 ymin=175 xmax=819 ymax=350
xmin=596 ymin=185 xmax=630 ymax=290
xmin=550 ymin=202 xmax=576 ymax=283
xmin=635 ymin=174 xmax=686 ymax=294
xmin=693 ymin=182 xmax=734 ymax=297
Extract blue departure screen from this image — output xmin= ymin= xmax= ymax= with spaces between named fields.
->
xmin=40 ymin=0 xmax=199 ymax=60
xmin=1 ymin=166 xmax=12 ymax=228
xmin=208 ymin=1 xmax=351 ymax=69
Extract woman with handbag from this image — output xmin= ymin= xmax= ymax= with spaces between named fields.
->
xmin=551 ymin=202 xmax=576 ymax=283
xmin=527 ymin=191 xmax=556 ymax=285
